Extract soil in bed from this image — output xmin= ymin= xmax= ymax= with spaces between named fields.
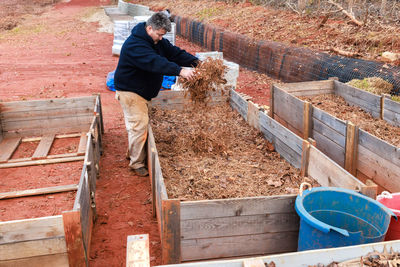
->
xmin=300 ymin=94 xmax=400 ymax=147
xmin=151 ymin=103 xmax=317 ymax=201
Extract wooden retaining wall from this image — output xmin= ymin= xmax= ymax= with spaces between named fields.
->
xmin=148 ymin=89 xmax=372 ymax=264
xmin=272 ymin=80 xmax=400 ymax=192
xmin=0 ymin=95 xmax=103 ymax=267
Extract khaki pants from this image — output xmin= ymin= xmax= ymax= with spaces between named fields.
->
xmin=116 ymin=91 xmax=149 ymax=169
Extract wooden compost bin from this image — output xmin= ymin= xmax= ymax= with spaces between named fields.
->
xmin=125 ymin=234 xmax=400 ymax=267
xmin=271 ymin=80 xmax=400 ymax=192
xmin=0 ymin=95 xmax=104 ymax=266
xmin=148 ymin=89 xmax=375 ymax=264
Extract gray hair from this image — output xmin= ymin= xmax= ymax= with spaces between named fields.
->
xmin=146 ymin=12 xmax=171 ymax=32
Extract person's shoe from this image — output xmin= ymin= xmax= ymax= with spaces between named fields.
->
xmin=132 ymin=167 xmax=149 ymax=177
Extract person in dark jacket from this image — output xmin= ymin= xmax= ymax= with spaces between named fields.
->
xmin=114 ymin=12 xmax=198 ymax=177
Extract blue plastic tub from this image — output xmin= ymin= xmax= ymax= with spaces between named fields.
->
xmin=295 ymin=187 xmax=396 ymax=251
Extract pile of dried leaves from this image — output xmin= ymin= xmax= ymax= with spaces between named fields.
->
xmin=178 ymin=57 xmax=227 ymax=104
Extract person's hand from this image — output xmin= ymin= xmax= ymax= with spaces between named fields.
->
xmin=179 ymin=68 xmax=195 ymax=80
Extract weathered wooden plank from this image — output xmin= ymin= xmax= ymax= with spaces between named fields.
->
xmin=383 ymin=108 xmax=400 ymax=127
xmin=279 ymin=80 xmax=334 ymax=93
xmin=126 ymin=234 xmax=150 ymax=267
xmin=162 ymin=199 xmax=181 ymax=264
xmin=230 ymin=89 xmax=248 ymax=120
xmin=180 ymin=195 xmax=296 ymax=220
xmin=358 ymin=129 xmax=400 ymax=166
xmin=308 ymin=145 xmax=364 ymax=190
xmin=2 ymin=114 xmax=93 ymax=133
xmin=384 ymin=97 xmax=400 ymax=113
xmin=6 ymin=152 xmax=81 ymax=163
xmin=181 ymin=213 xmax=299 ymax=239
xmin=0 ymin=107 xmax=94 ymax=122
xmin=334 ymin=81 xmax=381 ymax=118
xmin=0 ymin=237 xmax=67 ymax=261
xmin=0 ymin=253 xmax=69 ymax=267
xmin=0 ymin=156 xmax=85 ymax=168
xmin=259 ymin=112 xmax=303 ymax=155
xmin=273 ymin=85 xmax=303 ymax=132
xmin=21 ymin=133 xmax=83 ymax=142
xmin=344 ymin=122 xmax=358 ymax=175
xmin=312 ymin=130 xmax=345 ymax=167
xmin=0 ymin=137 xmax=21 ymax=163
xmin=77 ymin=133 xmax=88 ymax=156
xmin=357 ymin=144 xmax=400 ymax=192
xmin=312 ymin=107 xmax=347 ymax=134
xmin=303 ymin=101 xmax=312 ymax=139
xmin=247 ymin=101 xmax=260 ymax=130
xmin=62 ymin=210 xmax=87 ymax=267
xmin=290 ymin=89 xmax=333 ymax=97
xmin=32 ymin=134 xmax=55 ymax=159
xmin=0 ymin=96 xmax=95 ymax=113
xmin=181 ymin=231 xmax=298 ymax=261
xmin=159 ymin=239 xmax=400 ymax=267
xmin=312 ymin=117 xmax=346 ymax=148
xmin=0 ymin=216 xmax=64 ymax=245
xmin=3 ymin=123 xmax=92 ymax=138
xmin=300 ymin=140 xmax=310 ymax=177
xmin=0 ymin=184 xmax=78 ymax=200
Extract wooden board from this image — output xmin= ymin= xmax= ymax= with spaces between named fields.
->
xmin=0 ymin=215 xmax=64 ymax=244
xmin=230 ymin=89 xmax=248 ymax=120
xmin=0 ymin=155 xmax=85 ymax=168
xmin=32 ymin=134 xmax=55 ymax=159
xmin=126 ymin=234 xmax=150 ymax=267
xmin=0 ymin=184 xmax=78 ymax=200
xmin=0 ymin=137 xmax=21 ymax=163
xmin=357 ymin=144 xmax=400 ymax=192
xmin=383 ymin=97 xmax=400 ymax=127
xmin=312 ymin=107 xmax=347 ymax=134
xmin=247 ymin=101 xmax=260 ymax=130
xmin=62 ymin=210 xmax=87 ymax=267
xmin=0 ymin=236 xmax=67 ymax=261
xmin=162 ymin=199 xmax=181 ymax=264
xmin=157 ymin=239 xmax=400 ymax=267
xmin=279 ymin=80 xmax=334 ymax=94
xmin=180 ymin=231 xmax=298 ymax=261
xmin=307 ymin=145 xmax=365 ymax=190
xmin=259 ymin=111 xmax=302 ymax=168
xmin=358 ymin=129 xmax=400 ymax=166
xmin=272 ymin=85 xmax=303 ymax=133
xmin=312 ymin=117 xmax=346 ymax=148
xmin=77 ymin=133 xmax=88 ymax=156
xmin=180 ymin=195 xmax=296 ymax=220
xmin=334 ymin=81 xmax=381 ymax=118
xmin=0 ymin=253 xmax=68 ymax=267
xmin=312 ymin=131 xmax=345 ymax=167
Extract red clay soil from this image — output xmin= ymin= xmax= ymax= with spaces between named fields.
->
xmin=0 ymin=0 xmax=271 ymax=266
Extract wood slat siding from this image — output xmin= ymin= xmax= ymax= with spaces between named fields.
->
xmin=358 ymin=129 xmax=400 ymax=166
xmin=0 ymin=236 xmax=67 ymax=261
xmin=180 ymin=195 xmax=296 ymax=220
xmin=279 ymin=80 xmax=334 ymax=94
xmin=357 ymin=145 xmax=400 ymax=192
xmin=312 ymin=117 xmax=346 ymax=148
xmin=334 ymin=81 xmax=381 ymax=118
xmin=180 ymin=231 xmax=299 ymax=261
xmin=272 ymin=85 xmax=303 ymax=132
xmin=259 ymin=111 xmax=302 ymax=168
xmin=383 ymin=98 xmax=400 ymax=127
xmin=307 ymin=146 xmax=364 ymax=190
xmin=0 ymin=253 xmax=69 ymax=267
xmin=312 ymin=131 xmax=345 ymax=167
xmin=0 ymin=216 xmax=64 ymax=245
xmin=229 ymin=89 xmax=248 ymax=120
xmin=0 ymin=96 xmax=95 ymax=113
xmin=312 ymin=107 xmax=347 ymax=134
xmin=156 ymin=240 xmax=400 ymax=267
xmin=1 ymin=107 xmax=93 ymax=122
xmin=0 ymin=137 xmax=21 ymax=162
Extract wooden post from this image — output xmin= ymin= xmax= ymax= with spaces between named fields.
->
xmin=345 ymin=121 xmax=358 ymax=176
xmin=126 ymin=234 xmax=150 ymax=267
xmin=62 ymin=210 xmax=87 ymax=267
xmin=380 ymin=95 xmax=385 ymax=120
xmin=303 ymin=101 xmax=312 ymax=139
xmin=162 ymin=199 xmax=181 ymax=264
xmin=300 ymin=140 xmax=310 ymax=177
xmin=151 ymin=150 xmax=156 ymax=218
xmin=269 ymin=86 xmax=274 ymax=118
xmin=360 ymin=179 xmax=378 ymax=199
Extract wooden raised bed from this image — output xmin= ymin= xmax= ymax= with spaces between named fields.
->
xmin=148 ymin=89 xmax=375 ymax=264
xmin=270 ymin=80 xmax=400 ymax=192
xmin=0 ymin=95 xmax=103 ymax=266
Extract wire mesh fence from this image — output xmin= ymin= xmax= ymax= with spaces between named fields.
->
xmin=175 ymin=15 xmax=400 ymax=94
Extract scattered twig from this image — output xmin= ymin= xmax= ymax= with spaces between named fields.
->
xmin=327 ymin=0 xmax=365 ymax=26
xmin=285 ymin=2 xmax=301 ymax=15
xmin=318 ymin=14 xmax=330 ymax=28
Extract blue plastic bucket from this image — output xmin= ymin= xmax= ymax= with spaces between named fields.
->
xmin=295 ymin=187 xmax=396 ymax=251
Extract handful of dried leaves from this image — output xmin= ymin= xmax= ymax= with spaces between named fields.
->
xmin=178 ymin=57 xmax=227 ymax=104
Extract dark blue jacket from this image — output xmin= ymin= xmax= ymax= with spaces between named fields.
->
xmin=114 ymin=22 xmax=198 ymax=100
